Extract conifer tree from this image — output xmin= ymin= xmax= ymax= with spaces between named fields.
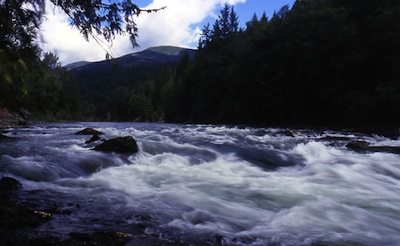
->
xmin=0 ymin=0 xmax=164 ymax=113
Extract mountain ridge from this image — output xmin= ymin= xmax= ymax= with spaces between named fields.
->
xmin=65 ymin=46 xmax=197 ymax=71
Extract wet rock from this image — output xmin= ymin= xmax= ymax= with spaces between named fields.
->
xmin=94 ymin=136 xmax=139 ymax=154
xmin=125 ymin=235 xmax=177 ymax=246
xmin=65 ymin=231 xmax=133 ymax=246
xmin=320 ymin=135 xmax=352 ymax=141
xmin=85 ymin=134 xmax=101 ymax=144
xmin=75 ymin=127 xmax=103 ymax=135
xmin=0 ymin=177 xmax=22 ymax=191
xmin=29 ymin=236 xmax=60 ymax=246
xmin=369 ymin=146 xmax=400 ymax=154
xmin=0 ymin=181 xmax=54 ymax=246
xmin=275 ymin=129 xmax=296 ymax=137
xmin=0 ymin=108 xmax=29 ymax=128
xmin=33 ymin=210 xmax=52 ymax=220
xmin=0 ymin=203 xmax=51 ymax=230
xmin=214 ymin=234 xmax=227 ymax=246
xmin=346 ymin=141 xmax=369 ymax=150
xmin=346 ymin=141 xmax=400 ymax=154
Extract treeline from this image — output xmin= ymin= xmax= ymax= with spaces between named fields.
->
xmin=161 ymin=1 xmax=400 ymax=127
xmin=0 ymin=1 xmax=79 ymax=121
xmin=0 ymin=49 xmax=80 ymax=121
xmin=74 ymin=63 xmax=176 ymax=121
xmin=74 ymin=0 xmax=400 ymax=127
xmin=3 ymin=0 xmax=400 ymax=127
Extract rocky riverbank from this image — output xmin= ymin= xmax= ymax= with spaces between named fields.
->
xmin=0 ymin=177 xmax=225 ymax=246
xmin=0 ymin=108 xmax=29 ymax=129
xmin=0 ymin=177 xmax=136 ymax=245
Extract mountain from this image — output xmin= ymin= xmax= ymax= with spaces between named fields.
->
xmin=69 ymin=46 xmax=197 ymax=121
xmin=67 ymin=46 xmax=196 ymax=74
xmin=64 ymin=61 xmax=90 ymax=70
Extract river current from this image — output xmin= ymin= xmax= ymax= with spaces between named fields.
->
xmin=1 ymin=122 xmax=400 ymax=245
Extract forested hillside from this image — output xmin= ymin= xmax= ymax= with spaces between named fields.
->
xmin=1 ymin=1 xmax=81 ymax=121
xmin=75 ymin=0 xmax=400 ymax=128
xmin=0 ymin=0 xmax=162 ymax=123
xmin=71 ymin=46 xmax=196 ymax=121
xmin=0 ymin=48 xmax=79 ymax=121
xmin=2 ymin=0 xmax=400 ymax=128
xmin=161 ymin=1 xmax=400 ymax=127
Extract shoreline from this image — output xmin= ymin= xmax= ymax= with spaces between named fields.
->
xmin=0 ymin=108 xmax=29 ymax=130
xmin=0 ymin=177 xmax=223 ymax=245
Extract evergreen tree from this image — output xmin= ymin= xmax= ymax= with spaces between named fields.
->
xmin=166 ymin=0 xmax=400 ymax=127
xmin=0 ymin=0 xmax=164 ymax=119
xmin=188 ymin=3 xmax=240 ymax=123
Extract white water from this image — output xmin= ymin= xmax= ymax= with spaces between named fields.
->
xmin=1 ymin=122 xmax=400 ymax=245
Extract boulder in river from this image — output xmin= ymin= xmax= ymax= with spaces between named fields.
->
xmin=76 ymin=128 xmax=103 ymax=135
xmin=346 ymin=140 xmax=400 ymax=154
xmin=274 ymin=129 xmax=296 ymax=137
xmin=94 ymin=136 xmax=139 ymax=154
xmin=65 ymin=231 xmax=133 ymax=246
xmin=85 ymin=134 xmax=101 ymax=144
xmin=0 ymin=177 xmax=22 ymax=191
xmin=346 ymin=140 xmax=369 ymax=150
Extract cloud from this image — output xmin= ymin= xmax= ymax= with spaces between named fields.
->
xmin=39 ymin=4 xmax=111 ymax=64
xmin=39 ymin=0 xmax=246 ymax=65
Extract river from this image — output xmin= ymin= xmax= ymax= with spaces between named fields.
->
xmin=1 ymin=122 xmax=400 ymax=245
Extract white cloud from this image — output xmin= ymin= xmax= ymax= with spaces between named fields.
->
xmin=39 ymin=0 xmax=246 ymax=65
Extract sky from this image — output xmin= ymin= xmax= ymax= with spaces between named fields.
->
xmin=39 ymin=0 xmax=295 ymax=65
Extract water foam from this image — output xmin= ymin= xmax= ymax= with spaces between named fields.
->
xmin=3 ymin=123 xmax=400 ymax=245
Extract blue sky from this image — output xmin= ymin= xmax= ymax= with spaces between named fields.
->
xmin=40 ymin=0 xmax=296 ymax=65
xmin=134 ymin=1 xmax=295 ymax=25
xmin=235 ymin=1 xmax=295 ymax=26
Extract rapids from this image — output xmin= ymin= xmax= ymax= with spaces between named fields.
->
xmin=1 ymin=122 xmax=400 ymax=245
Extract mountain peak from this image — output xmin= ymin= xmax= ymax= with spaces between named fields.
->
xmin=68 ymin=45 xmax=197 ymax=73
xmin=145 ymin=46 xmax=196 ymax=56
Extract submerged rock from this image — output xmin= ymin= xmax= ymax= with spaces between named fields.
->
xmin=65 ymin=231 xmax=133 ymax=246
xmin=278 ymin=129 xmax=296 ymax=137
xmin=320 ymin=135 xmax=352 ymax=141
xmin=85 ymin=134 xmax=101 ymax=144
xmin=346 ymin=140 xmax=400 ymax=154
xmin=0 ymin=203 xmax=51 ymax=230
xmin=346 ymin=140 xmax=369 ymax=150
xmin=271 ymin=129 xmax=298 ymax=137
xmin=94 ymin=136 xmax=139 ymax=154
xmin=76 ymin=127 xmax=103 ymax=135
xmin=0 ymin=177 xmax=22 ymax=191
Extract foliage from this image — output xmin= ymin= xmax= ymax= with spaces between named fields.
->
xmin=0 ymin=0 xmax=164 ymax=121
xmin=48 ymin=0 xmax=165 ymax=48
xmin=161 ymin=1 xmax=400 ymax=128
xmin=188 ymin=3 xmax=241 ymax=122
xmin=0 ymin=0 xmax=44 ymax=53
xmin=72 ymin=61 xmax=172 ymax=122
xmin=0 ymin=0 xmax=80 ymax=119
xmin=74 ymin=0 xmax=400 ymax=127
xmin=1 ymin=0 xmax=164 ymax=51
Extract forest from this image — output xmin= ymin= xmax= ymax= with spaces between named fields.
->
xmin=163 ymin=1 xmax=400 ymax=127
xmin=1 ymin=0 xmax=400 ymax=128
